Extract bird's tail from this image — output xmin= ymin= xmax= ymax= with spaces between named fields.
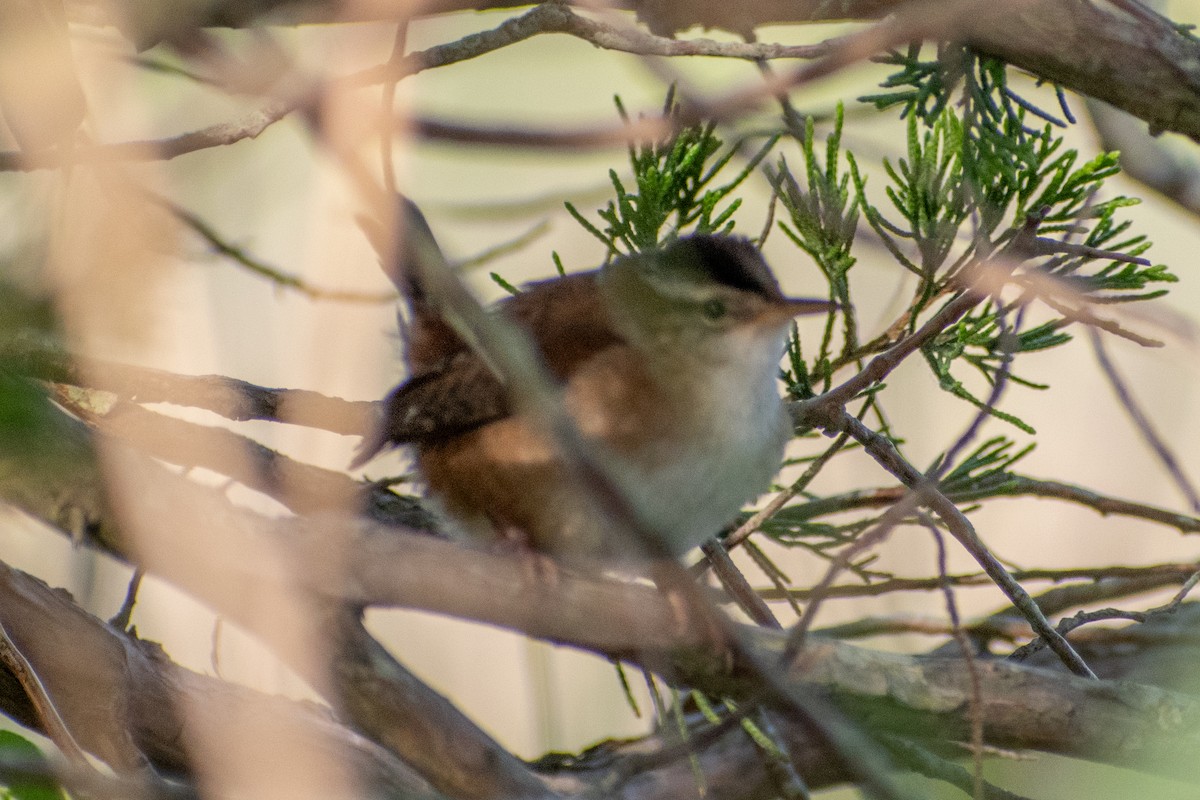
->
xmin=355 ymin=194 xmax=441 ymax=317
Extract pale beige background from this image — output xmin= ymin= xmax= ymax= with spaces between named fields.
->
xmin=2 ymin=4 xmax=1199 ymax=796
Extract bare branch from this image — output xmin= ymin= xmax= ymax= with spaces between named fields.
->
xmin=0 ymin=99 xmax=296 ymax=171
xmin=162 ymin=197 xmax=397 ymax=304
xmin=7 ymin=343 xmax=374 ymax=437
xmin=801 ymin=408 xmax=1097 ymax=678
xmin=62 ymin=396 xmax=365 ymax=516
xmin=0 ymin=559 xmax=439 ymax=798
xmin=1091 ymin=330 xmax=1200 ymax=513
xmin=785 ymin=478 xmax=1200 ymax=534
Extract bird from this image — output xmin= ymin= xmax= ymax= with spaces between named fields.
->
xmin=353 ymin=230 xmax=833 ymax=563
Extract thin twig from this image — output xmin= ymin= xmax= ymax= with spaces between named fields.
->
xmin=162 ymin=196 xmax=397 ymax=304
xmin=1038 ymin=293 xmax=1164 ymax=348
xmin=805 ymin=410 xmax=1096 ymax=678
xmin=761 ymin=567 xmax=1200 ymax=615
xmin=923 ymin=514 xmax=983 ymax=800
xmin=796 ymin=288 xmax=984 ymax=414
xmin=1154 ymin=569 xmax=1200 ymax=611
xmin=743 ymin=539 xmax=805 ymax=618
xmin=813 ymin=614 xmax=1030 ymax=642
xmin=1090 ymin=329 xmax=1200 ymax=512
xmin=455 ymin=219 xmax=553 ymax=271
xmin=108 ymin=569 xmax=144 ymax=631
xmin=784 ymin=489 xmax=922 ymax=658
xmin=702 ymin=540 xmax=781 ymax=629
xmin=0 ymin=99 xmax=297 ymax=171
xmin=380 ymin=21 xmax=408 ymax=197
xmin=725 ymin=431 xmax=849 ymax=550
xmin=781 ymin=477 xmax=1200 ymax=534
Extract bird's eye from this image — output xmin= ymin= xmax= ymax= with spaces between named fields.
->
xmin=701 ymin=298 xmax=726 ymax=321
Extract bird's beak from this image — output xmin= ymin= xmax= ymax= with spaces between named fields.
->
xmin=755 ymin=296 xmax=838 ymax=326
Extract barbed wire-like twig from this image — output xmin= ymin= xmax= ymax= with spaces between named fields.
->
xmin=1009 ymin=568 xmax=1200 ymax=662
xmin=344 ymin=3 xmax=829 ymax=89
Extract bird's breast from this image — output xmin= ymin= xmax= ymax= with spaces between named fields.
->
xmin=418 ymin=334 xmax=792 ymax=561
xmin=569 ymin=335 xmax=790 ymax=556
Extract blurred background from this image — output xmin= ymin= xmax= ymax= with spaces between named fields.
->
xmin=1 ymin=1 xmax=1199 ymax=796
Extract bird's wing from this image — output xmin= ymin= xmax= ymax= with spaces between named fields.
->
xmin=353 ymin=270 xmax=624 ymax=463
xmin=508 ymin=270 xmax=624 ymax=380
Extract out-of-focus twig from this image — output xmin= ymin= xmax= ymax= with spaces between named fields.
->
xmin=0 ymin=99 xmax=296 ymax=171
xmin=782 ymin=478 xmax=1200 ymax=534
xmin=1090 ymin=330 xmax=1200 ymax=513
xmin=924 ymin=514 xmax=984 ymax=800
xmin=1086 ymin=98 xmax=1200 ymax=218
xmin=161 ymin=196 xmax=398 ymax=304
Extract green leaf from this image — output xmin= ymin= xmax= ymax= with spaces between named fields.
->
xmin=0 ymin=731 xmax=65 ymax=800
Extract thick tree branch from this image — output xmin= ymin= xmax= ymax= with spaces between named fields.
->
xmin=26 ymin=499 xmax=1200 ymax=785
xmin=0 ymin=560 xmax=443 ymax=799
xmin=77 ymin=0 xmax=1200 ymax=144
xmin=4 ymin=416 xmax=1200 ymax=791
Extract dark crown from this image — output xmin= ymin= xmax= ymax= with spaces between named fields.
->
xmin=661 ymin=235 xmax=785 ymax=301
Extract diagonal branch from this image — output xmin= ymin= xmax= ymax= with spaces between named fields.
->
xmin=799 ymin=407 xmax=1097 ymax=679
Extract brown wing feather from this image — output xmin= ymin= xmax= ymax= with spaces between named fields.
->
xmin=354 ymin=270 xmax=623 ymax=463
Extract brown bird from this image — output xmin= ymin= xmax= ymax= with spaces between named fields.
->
xmin=354 ymin=231 xmax=832 ymax=562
